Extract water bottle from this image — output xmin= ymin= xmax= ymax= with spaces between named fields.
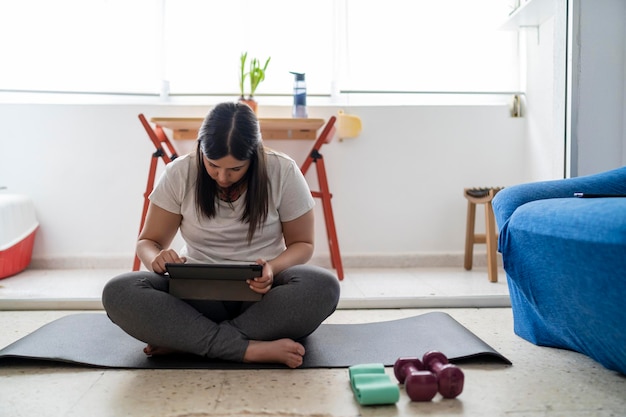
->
xmin=290 ymin=72 xmax=307 ymax=118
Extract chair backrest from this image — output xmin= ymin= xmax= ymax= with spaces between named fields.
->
xmin=138 ymin=113 xmax=178 ymax=163
xmin=300 ymin=116 xmax=337 ymax=175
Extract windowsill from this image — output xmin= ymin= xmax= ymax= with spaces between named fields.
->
xmin=0 ymin=91 xmax=520 ymax=107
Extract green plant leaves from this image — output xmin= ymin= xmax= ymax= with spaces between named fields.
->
xmin=240 ymin=52 xmax=270 ymax=99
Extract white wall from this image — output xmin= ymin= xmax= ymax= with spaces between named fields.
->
xmin=568 ymin=0 xmax=626 ymax=176
xmin=0 ymin=102 xmax=528 ymax=268
xmin=516 ymin=0 xmax=626 ymax=181
xmin=523 ymin=1 xmax=568 ymax=181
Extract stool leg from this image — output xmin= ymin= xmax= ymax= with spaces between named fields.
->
xmin=464 ymin=201 xmax=476 ymax=270
xmin=485 ymin=202 xmax=498 ymax=282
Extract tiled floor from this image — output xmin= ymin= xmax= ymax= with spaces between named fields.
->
xmin=1 ymin=267 xmax=625 ymax=417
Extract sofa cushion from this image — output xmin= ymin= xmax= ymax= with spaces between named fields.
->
xmin=498 ymin=196 xmax=626 ymax=374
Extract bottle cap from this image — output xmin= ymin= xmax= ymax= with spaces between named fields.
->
xmin=290 ymin=71 xmax=305 ymax=81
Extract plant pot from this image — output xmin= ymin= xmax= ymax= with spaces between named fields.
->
xmin=239 ymin=98 xmax=258 ymax=114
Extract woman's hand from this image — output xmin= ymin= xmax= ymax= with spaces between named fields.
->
xmin=151 ymin=249 xmax=186 ymax=274
xmin=248 ymin=258 xmax=274 ymax=295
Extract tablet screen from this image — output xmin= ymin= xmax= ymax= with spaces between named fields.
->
xmin=166 ymin=263 xmax=263 ymax=302
xmin=166 ymin=263 xmax=262 ymax=281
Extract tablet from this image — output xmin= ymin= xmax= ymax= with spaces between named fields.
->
xmin=166 ymin=263 xmax=263 ymax=302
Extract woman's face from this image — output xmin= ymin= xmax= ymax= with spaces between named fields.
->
xmin=202 ymin=154 xmax=250 ymax=188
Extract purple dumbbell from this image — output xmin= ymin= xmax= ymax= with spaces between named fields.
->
xmin=393 ymin=357 xmax=438 ymax=402
xmin=422 ymin=351 xmax=465 ymax=399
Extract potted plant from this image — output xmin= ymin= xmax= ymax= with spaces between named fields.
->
xmin=239 ymin=52 xmax=270 ymax=113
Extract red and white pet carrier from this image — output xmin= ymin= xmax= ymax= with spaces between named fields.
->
xmin=0 ymin=194 xmax=38 ymax=279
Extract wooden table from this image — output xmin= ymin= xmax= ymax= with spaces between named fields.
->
xmin=150 ymin=117 xmax=325 ymax=140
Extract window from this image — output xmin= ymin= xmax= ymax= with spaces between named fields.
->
xmin=342 ymin=0 xmax=519 ymax=93
xmin=0 ymin=0 xmax=518 ymax=98
xmin=0 ymin=0 xmax=160 ymax=94
xmin=163 ymin=0 xmax=334 ymax=96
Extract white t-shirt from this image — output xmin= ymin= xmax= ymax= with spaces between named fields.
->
xmin=149 ymin=149 xmax=315 ymax=263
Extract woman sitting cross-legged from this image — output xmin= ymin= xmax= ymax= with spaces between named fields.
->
xmin=102 ymin=102 xmax=340 ymax=368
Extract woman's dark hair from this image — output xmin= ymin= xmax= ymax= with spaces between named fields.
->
xmin=195 ymin=102 xmax=269 ymax=242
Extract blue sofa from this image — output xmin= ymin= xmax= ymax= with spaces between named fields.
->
xmin=492 ymin=166 xmax=626 ymax=375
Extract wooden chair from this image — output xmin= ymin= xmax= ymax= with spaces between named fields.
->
xmin=133 ymin=114 xmax=179 ymax=271
xmin=301 ymin=116 xmax=344 ymax=280
xmin=463 ymin=187 xmax=503 ymax=282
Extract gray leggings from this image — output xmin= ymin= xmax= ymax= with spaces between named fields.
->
xmin=101 ymin=264 xmax=340 ymax=362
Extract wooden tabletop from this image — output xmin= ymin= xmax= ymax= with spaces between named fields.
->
xmin=150 ymin=117 xmax=325 ymax=140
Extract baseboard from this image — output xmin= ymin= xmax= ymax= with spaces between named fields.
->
xmin=338 ymin=295 xmax=511 ymax=309
xmin=30 ymin=255 xmax=134 ymax=270
xmin=315 ymin=252 xmax=501 ymax=269
xmin=29 ymin=252 xmax=501 ymax=270
xmin=0 ymin=295 xmax=511 ymax=311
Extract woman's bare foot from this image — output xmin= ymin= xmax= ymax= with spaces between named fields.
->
xmin=244 ymin=339 xmax=306 ymax=368
xmin=143 ymin=344 xmax=179 ymax=356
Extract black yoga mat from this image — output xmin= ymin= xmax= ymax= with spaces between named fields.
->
xmin=0 ymin=312 xmax=511 ymax=369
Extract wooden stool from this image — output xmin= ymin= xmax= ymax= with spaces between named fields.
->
xmin=464 ymin=187 xmax=503 ymax=282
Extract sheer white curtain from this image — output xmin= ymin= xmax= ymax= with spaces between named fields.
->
xmin=0 ymin=0 xmax=518 ymax=96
